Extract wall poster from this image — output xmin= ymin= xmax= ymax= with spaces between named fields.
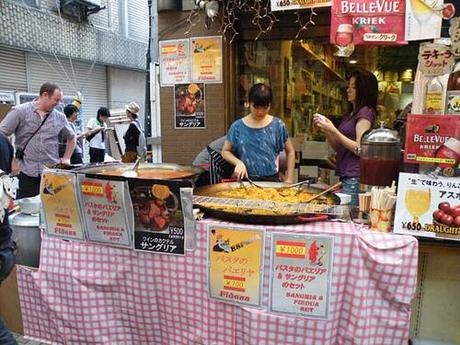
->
xmin=174 ymin=83 xmax=206 ymax=129
xmin=190 ymin=36 xmax=222 ymax=83
xmin=159 ymin=39 xmax=190 ymax=86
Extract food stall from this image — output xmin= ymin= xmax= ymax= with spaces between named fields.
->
xmin=7 ymin=2 xmax=460 ymax=345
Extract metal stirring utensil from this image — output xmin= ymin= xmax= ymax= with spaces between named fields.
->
xmin=122 ymin=156 xmax=142 ymax=178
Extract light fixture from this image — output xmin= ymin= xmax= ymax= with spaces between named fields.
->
xmin=349 ymin=59 xmax=358 ymax=64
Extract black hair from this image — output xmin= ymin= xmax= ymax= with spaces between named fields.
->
xmin=97 ymin=107 xmax=111 ymax=122
xmin=248 ymin=83 xmax=272 ymax=108
xmin=63 ymin=104 xmax=79 ymax=118
xmin=349 ymin=69 xmax=378 ymax=114
xmin=39 ymin=82 xmax=61 ymax=97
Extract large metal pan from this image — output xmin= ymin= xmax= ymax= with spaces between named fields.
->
xmin=193 ymin=181 xmax=341 ymax=225
xmin=74 ymin=162 xmax=204 ymax=181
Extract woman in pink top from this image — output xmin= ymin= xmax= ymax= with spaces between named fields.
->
xmin=313 ymin=69 xmax=378 ymax=206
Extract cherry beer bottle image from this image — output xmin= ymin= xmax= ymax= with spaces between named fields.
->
xmin=434 ymin=137 xmax=460 ymax=176
xmin=334 ymin=24 xmax=354 ymax=57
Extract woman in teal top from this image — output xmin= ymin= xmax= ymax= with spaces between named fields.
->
xmin=222 ymin=83 xmax=295 ymax=183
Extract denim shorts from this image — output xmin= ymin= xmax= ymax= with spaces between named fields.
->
xmin=340 ymin=176 xmax=360 ymax=206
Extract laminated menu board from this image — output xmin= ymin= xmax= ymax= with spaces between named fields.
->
xmin=130 ymin=178 xmax=193 ymax=255
xmin=269 ymin=233 xmax=333 ymax=319
xmin=394 ymin=173 xmax=460 ymax=241
xmin=40 ymin=169 xmax=85 ymax=241
xmin=77 ymin=175 xmax=133 ymax=248
xmin=207 ymin=224 xmax=265 ymax=308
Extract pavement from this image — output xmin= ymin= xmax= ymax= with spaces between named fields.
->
xmin=12 ymin=332 xmax=49 ymax=345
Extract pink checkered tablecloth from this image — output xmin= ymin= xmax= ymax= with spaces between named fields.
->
xmin=17 ymin=220 xmax=418 ymax=345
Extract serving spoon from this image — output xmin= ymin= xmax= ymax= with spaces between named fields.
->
xmin=122 ymin=156 xmax=143 ymax=178
xmin=304 ymin=182 xmax=342 ymax=203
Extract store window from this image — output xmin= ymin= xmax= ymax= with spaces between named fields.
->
xmin=238 ymin=40 xmax=419 ymax=139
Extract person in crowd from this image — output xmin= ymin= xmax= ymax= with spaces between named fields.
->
xmin=221 ymin=83 xmax=295 ymax=183
xmin=313 ymin=68 xmax=378 ymax=206
xmin=122 ymin=101 xmax=146 ymax=163
xmin=0 ymin=134 xmax=18 ymax=345
xmin=86 ymin=107 xmax=111 ymax=163
xmin=0 ymin=82 xmax=76 ymax=199
xmin=193 ymin=136 xmax=226 ymax=167
xmin=59 ymin=104 xmax=83 ymax=164
xmin=192 ymin=136 xmax=229 ymax=186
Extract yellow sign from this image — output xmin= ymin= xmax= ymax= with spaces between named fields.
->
xmin=191 ymin=36 xmax=222 ymax=83
xmin=208 ymin=225 xmax=264 ymax=307
xmin=41 ymin=171 xmax=85 ymax=240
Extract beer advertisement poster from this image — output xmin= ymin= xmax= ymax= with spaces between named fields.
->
xmin=405 ymin=0 xmax=443 ymax=41
xmin=404 ymin=114 xmax=460 ymax=175
xmin=78 ymin=176 xmax=132 ymax=248
xmin=190 ymin=36 xmax=222 ymax=83
xmin=174 ymin=83 xmax=206 ymax=129
xmin=394 ymin=173 xmax=460 ymax=241
xmin=40 ymin=170 xmax=85 ymax=241
xmin=131 ymin=179 xmax=192 ymax=255
xmin=159 ymin=39 xmax=190 ymax=86
xmin=207 ymin=225 xmax=265 ymax=308
xmin=271 ymin=0 xmax=331 ymax=11
xmin=330 ymin=0 xmax=406 ymax=51
xmin=269 ymin=233 xmax=333 ymax=319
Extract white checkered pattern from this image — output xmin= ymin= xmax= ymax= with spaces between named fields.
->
xmin=17 ymin=220 xmax=418 ymax=345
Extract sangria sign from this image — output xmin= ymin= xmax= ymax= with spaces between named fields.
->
xmin=330 ymin=0 xmax=406 ymax=55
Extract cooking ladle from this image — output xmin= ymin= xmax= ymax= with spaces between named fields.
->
xmin=122 ymin=156 xmax=143 ymax=178
xmin=304 ymin=181 xmax=342 ymax=203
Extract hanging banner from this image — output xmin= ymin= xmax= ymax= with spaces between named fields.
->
xmin=190 ymin=36 xmax=222 ymax=83
xmin=330 ymin=0 xmax=406 ymax=54
xmin=78 ymin=176 xmax=133 ymax=248
xmin=208 ymin=225 xmax=264 ymax=308
xmin=159 ymin=39 xmax=190 ymax=86
xmin=404 ymin=114 xmax=460 ymax=175
xmin=405 ymin=0 xmax=443 ymax=41
xmin=270 ymin=0 xmax=331 ymax=11
xmin=394 ymin=173 xmax=460 ymax=241
xmin=131 ymin=179 xmax=193 ymax=255
xmin=418 ymin=43 xmax=455 ymax=77
xmin=174 ymin=83 xmax=206 ymax=129
xmin=40 ymin=170 xmax=85 ymax=240
xmin=269 ymin=233 xmax=333 ymax=319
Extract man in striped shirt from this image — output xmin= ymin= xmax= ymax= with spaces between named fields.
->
xmin=0 ymin=82 xmax=76 ymax=199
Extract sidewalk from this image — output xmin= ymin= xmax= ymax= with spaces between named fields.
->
xmin=12 ymin=332 xmax=49 ymax=345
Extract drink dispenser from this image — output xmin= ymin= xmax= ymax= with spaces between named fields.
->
xmin=359 ymin=122 xmax=402 ymax=191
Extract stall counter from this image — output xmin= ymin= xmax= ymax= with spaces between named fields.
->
xmin=17 ymin=220 xmax=418 ymax=345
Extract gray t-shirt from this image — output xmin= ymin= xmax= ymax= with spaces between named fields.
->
xmin=193 ymin=136 xmax=226 ymax=166
xmin=0 ymin=102 xmax=74 ymax=177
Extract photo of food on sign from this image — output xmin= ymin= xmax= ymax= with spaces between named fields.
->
xmin=130 ymin=183 xmax=182 ymax=232
xmin=174 ymin=83 xmax=204 ymax=116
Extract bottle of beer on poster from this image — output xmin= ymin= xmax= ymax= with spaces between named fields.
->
xmin=423 ymin=76 xmax=443 ymax=114
xmin=445 ymin=60 xmax=460 ymax=114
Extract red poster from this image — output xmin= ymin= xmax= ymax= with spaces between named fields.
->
xmin=404 ymin=114 xmax=460 ymax=169
xmin=330 ymin=0 xmax=407 ymax=48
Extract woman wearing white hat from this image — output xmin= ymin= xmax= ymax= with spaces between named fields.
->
xmin=122 ymin=101 xmax=146 ymax=162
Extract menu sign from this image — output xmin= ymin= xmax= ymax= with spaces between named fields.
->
xmin=40 ymin=170 xmax=85 ymax=240
xmin=78 ymin=176 xmax=132 ymax=248
xmin=404 ymin=114 xmax=460 ymax=173
xmin=174 ymin=83 xmax=206 ymax=129
xmin=269 ymin=233 xmax=333 ymax=319
xmin=271 ymin=0 xmax=331 ymax=11
xmin=330 ymin=0 xmax=406 ymax=49
xmin=159 ymin=39 xmax=190 ymax=86
xmin=208 ymin=225 xmax=264 ymax=307
xmin=394 ymin=173 xmax=460 ymax=241
xmin=131 ymin=179 xmax=193 ymax=255
xmin=190 ymin=36 xmax=222 ymax=83
xmin=418 ymin=43 xmax=455 ymax=77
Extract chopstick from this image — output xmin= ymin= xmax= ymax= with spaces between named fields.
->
xmin=245 ymin=178 xmax=264 ymax=189
xmin=304 ymin=182 xmax=342 ymax=203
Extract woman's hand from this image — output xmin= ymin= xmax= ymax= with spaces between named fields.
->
xmin=313 ymin=113 xmax=335 ymax=133
xmin=233 ymin=161 xmax=248 ymax=180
